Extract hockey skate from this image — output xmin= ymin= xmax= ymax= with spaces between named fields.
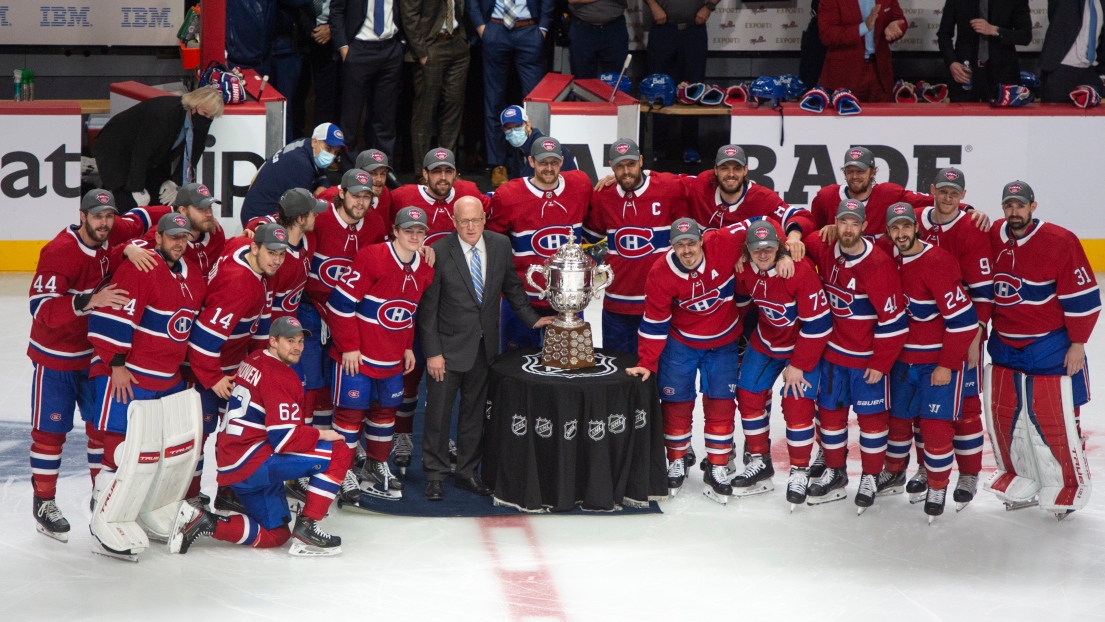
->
xmin=33 ymin=496 xmax=70 ymax=543
xmin=168 ymin=502 xmax=217 ymax=554
xmin=667 ymin=458 xmax=686 ymax=497
xmin=924 ymin=487 xmax=946 ymax=524
xmin=285 ymin=477 xmax=309 ymax=513
xmin=729 ymin=454 xmax=775 ymax=498
xmin=185 ymin=492 xmax=211 ymax=511
xmin=354 ymin=445 xmax=367 ymax=471
xmin=806 ymin=467 xmax=848 ymax=505
xmin=953 ymin=474 xmax=978 ymax=512
xmin=809 ymin=446 xmax=826 ymax=479
xmin=698 ymin=452 xmax=738 ymax=480
xmin=1003 ymin=497 xmax=1039 ymax=512
xmin=786 ymin=467 xmax=809 ymax=511
xmin=906 ymin=465 xmax=928 ymax=504
xmin=682 ymin=446 xmax=697 ymax=473
xmin=360 ymin=459 xmax=403 ymax=500
xmin=213 ymin=486 xmax=246 ymax=515
xmin=339 ymin=469 xmax=362 ymax=506
xmin=90 ymin=529 xmax=140 ymax=563
xmin=702 ymin=463 xmax=733 ymax=505
xmin=392 ymin=432 xmax=414 ymax=476
xmin=855 ymin=473 xmax=877 ymax=514
xmin=289 ymin=516 xmax=342 ymax=556
xmin=875 ymin=469 xmax=906 ymax=497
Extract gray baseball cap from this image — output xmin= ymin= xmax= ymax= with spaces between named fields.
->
xmin=423 ymin=147 xmax=456 ymax=171
xmin=81 ymin=189 xmax=119 ymax=215
xmin=837 ymin=199 xmax=866 ymax=222
xmin=609 ymin=138 xmax=641 ymax=166
xmin=173 ymin=183 xmax=219 ymax=209
xmin=934 ymin=167 xmax=965 ymax=192
xmin=842 ymin=146 xmax=876 ymax=170
xmin=395 ymin=206 xmax=429 ymax=230
xmin=1002 ymin=180 xmax=1035 ymax=204
xmin=715 ymin=144 xmax=747 ymax=166
xmin=886 ymin=202 xmax=917 ymax=226
xmin=356 ymin=148 xmax=390 ymax=171
xmin=670 ymin=218 xmax=702 ymax=244
xmin=269 ymin=315 xmax=312 ymax=338
xmin=279 ymin=188 xmax=329 ymax=218
xmin=341 ymin=169 xmax=375 ymax=195
xmin=531 ymin=136 xmax=564 ymax=161
xmin=254 ymin=223 xmax=292 ymax=251
xmin=745 ymin=223 xmax=780 ymax=250
xmin=157 ymin=212 xmax=193 ymax=237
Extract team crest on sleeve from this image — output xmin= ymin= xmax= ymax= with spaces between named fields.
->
xmin=511 ymin=414 xmax=527 ymax=436
xmin=377 ymin=300 xmax=418 ymax=330
xmin=993 ymin=274 xmax=1024 ymax=305
xmin=588 ymin=420 xmax=606 ymax=441
xmin=167 ymin=310 xmax=195 ymax=342
xmin=614 ymin=227 xmax=657 ymax=259
xmin=535 ymin=417 xmax=553 ymax=438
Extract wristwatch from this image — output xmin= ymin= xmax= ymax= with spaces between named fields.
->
xmin=704 ymin=1 xmax=718 ymax=10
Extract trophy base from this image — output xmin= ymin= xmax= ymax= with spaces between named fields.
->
xmin=541 ymin=323 xmax=596 ymax=369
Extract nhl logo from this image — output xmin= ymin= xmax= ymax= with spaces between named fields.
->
xmin=589 ymin=420 xmax=606 ymax=441
xmin=197 ymin=185 xmax=211 ymax=196
xmin=173 ymin=214 xmax=188 ymax=228
xmin=849 ymin=148 xmax=864 ymax=161
xmin=511 ymin=414 xmax=527 ymax=437
xmin=564 ymin=419 xmax=578 ymax=440
xmin=96 ymin=192 xmax=111 ymax=204
xmin=287 ymin=317 xmax=302 ymax=327
xmin=535 ymin=417 xmax=553 ymax=439
xmin=846 ymin=200 xmax=860 ymax=211
xmin=1008 ymin=183 xmax=1022 ymax=194
xmin=944 ymin=170 xmax=958 ymax=181
xmin=677 ymin=221 xmax=691 ymax=233
xmin=435 ymin=149 xmax=449 ymax=160
xmin=372 ymin=151 xmax=384 ymax=162
xmin=615 ymin=142 xmax=630 ymax=154
xmin=274 ymin=228 xmax=287 ymax=241
xmin=542 ymin=140 xmax=556 ymax=152
xmin=608 ymin=414 xmax=626 ymax=434
xmin=356 ymin=172 xmax=369 ymax=185
xmin=754 ymin=227 xmax=769 ymax=239
xmin=408 ymin=209 xmax=422 ymax=220
xmin=634 ymin=409 xmax=647 ymax=429
xmin=724 ymin=146 xmax=738 ymax=157
xmin=893 ymin=204 xmax=908 ymax=215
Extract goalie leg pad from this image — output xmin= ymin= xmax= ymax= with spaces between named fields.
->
xmin=983 ymin=364 xmax=1041 ymax=503
xmin=137 ymin=390 xmax=204 ymax=541
xmin=1024 ymin=374 xmax=1091 ymax=512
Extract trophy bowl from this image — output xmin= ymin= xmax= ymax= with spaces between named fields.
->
xmin=525 ymin=243 xmax=613 ymax=368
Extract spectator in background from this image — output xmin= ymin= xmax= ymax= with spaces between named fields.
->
xmin=400 ymin=0 xmax=471 ymax=177
xmin=567 ymin=0 xmax=629 ymax=79
xmin=468 ymin=0 xmax=554 ymax=188
xmin=240 ymin=123 xmax=345 ymax=225
xmin=331 ymin=0 xmax=404 ymax=156
xmin=938 ymin=0 xmax=1031 ymax=102
xmin=93 ymin=87 xmax=223 ymax=211
xmin=643 ymin=0 xmax=717 ymax=164
xmin=1039 ymin=0 xmax=1105 ymax=102
xmin=305 ymin=1 xmax=343 ymax=127
xmin=500 ymin=105 xmax=578 ymax=180
xmin=799 ymin=0 xmax=828 ymax=89
xmin=818 ymin=0 xmax=906 ymax=102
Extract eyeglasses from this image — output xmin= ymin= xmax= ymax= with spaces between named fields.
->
xmin=456 ymin=218 xmax=484 ymax=227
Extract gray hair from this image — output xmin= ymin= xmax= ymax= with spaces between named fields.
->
xmin=181 ymin=86 xmax=225 ymax=118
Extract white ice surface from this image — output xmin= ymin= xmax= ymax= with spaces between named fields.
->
xmin=1 ymin=273 xmax=1104 ymax=621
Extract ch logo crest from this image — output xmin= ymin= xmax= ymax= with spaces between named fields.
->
xmin=511 ymin=414 xmax=527 ymax=436
xmin=564 ymin=419 xmax=578 ymax=440
xmin=589 ymin=420 xmax=606 ymax=441
xmin=634 ymin=409 xmax=647 ymax=429
xmin=535 ymin=417 xmax=553 ymax=439
xmin=608 ymin=414 xmax=626 ymax=434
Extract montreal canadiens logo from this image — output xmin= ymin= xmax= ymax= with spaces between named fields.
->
xmin=849 ymin=148 xmax=864 ymax=161
xmin=758 ymin=300 xmax=794 ymax=327
xmin=754 ymin=227 xmax=769 ymax=239
xmin=197 ymin=185 xmax=211 ymax=196
xmin=614 ymin=227 xmax=656 ymax=259
xmin=435 ymin=150 xmax=448 ymax=160
xmin=282 ymin=287 xmax=303 ymax=312
xmin=679 ymin=289 xmax=723 ymax=314
xmin=356 ymin=172 xmax=369 ymax=185
xmin=96 ymin=192 xmax=111 ymax=204
xmin=167 ymin=309 xmax=194 ymax=342
xmin=993 ymin=273 xmax=1024 ymax=305
xmin=615 ymin=142 xmax=630 ymax=154
xmin=542 ymin=140 xmax=556 ymax=151
xmin=676 ymin=221 xmax=691 ymax=233
xmin=944 ymin=170 xmax=958 ymax=181
xmin=347 ymin=390 xmax=360 ymax=399
xmin=504 ymin=109 xmax=517 ymax=118
xmin=334 ymin=129 xmax=344 ymax=140
xmin=724 ymin=146 xmax=738 ymax=157
xmin=1008 ymin=183 xmax=1022 ymax=194
xmin=377 ymin=300 xmax=417 ymax=330
xmin=318 ymin=257 xmax=352 ymax=289
xmin=823 ymin=283 xmax=855 ymax=317
xmin=425 ymin=230 xmax=450 ymax=246
xmin=532 ymin=225 xmax=573 ymax=258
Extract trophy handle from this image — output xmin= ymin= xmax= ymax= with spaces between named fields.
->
xmin=526 ymin=264 xmax=549 ymax=299
xmin=593 ymin=264 xmax=614 ymax=294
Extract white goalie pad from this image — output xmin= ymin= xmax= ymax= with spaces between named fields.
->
xmin=137 ymin=390 xmax=204 ymax=541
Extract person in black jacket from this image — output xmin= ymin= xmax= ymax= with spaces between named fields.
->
xmin=938 ymin=0 xmax=1032 ymax=102
xmin=1039 ymin=0 xmax=1105 ymax=102
xmin=92 ymin=87 xmax=224 ymax=211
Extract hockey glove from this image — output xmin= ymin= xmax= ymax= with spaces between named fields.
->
xmin=699 ymin=84 xmax=726 ymax=106
xmin=893 ymin=80 xmax=917 ymax=103
xmin=677 ymin=82 xmax=706 ymax=105
xmin=799 ymin=86 xmax=830 ymax=113
xmin=991 ymin=83 xmax=1034 ymax=107
xmin=724 ymin=84 xmax=750 ymax=106
xmin=831 ymin=89 xmax=862 ymax=116
xmin=1070 ymin=84 xmax=1101 ymax=108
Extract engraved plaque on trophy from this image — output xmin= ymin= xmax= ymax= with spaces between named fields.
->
xmin=525 ymin=244 xmax=614 ymax=369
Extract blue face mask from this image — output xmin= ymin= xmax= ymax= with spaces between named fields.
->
xmin=505 ymin=127 xmax=527 ymax=148
xmin=315 ymin=149 xmax=335 ymax=168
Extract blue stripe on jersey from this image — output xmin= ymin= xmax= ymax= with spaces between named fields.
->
xmin=229 ymin=316 xmax=259 ymax=339
xmin=639 ymin=317 xmax=671 ymax=338
xmin=88 ymin=312 xmax=134 ymax=348
xmin=967 ymin=282 xmax=994 ymax=304
xmin=267 ymin=424 xmax=296 ymax=452
xmin=799 ymin=311 xmax=833 ymax=338
xmin=781 ymin=206 xmax=810 ymax=233
xmin=510 ymin=225 xmax=582 ymax=256
xmin=29 ymin=294 xmax=59 ymax=318
xmin=327 ymin=287 xmax=358 ymax=317
xmin=137 ymin=307 xmax=180 ymax=336
xmin=944 ymin=304 xmax=979 ymax=332
xmin=190 ymin=322 xmax=228 ymax=356
xmin=582 ymin=225 xmax=604 ymax=245
xmin=606 ymin=227 xmax=671 ymax=258
xmin=1059 ymin=288 xmax=1102 ymax=315
xmin=874 ymin=312 xmax=908 ymax=337
xmin=993 ymin=275 xmax=1056 ymax=307
xmin=905 ymin=299 xmax=939 ymax=322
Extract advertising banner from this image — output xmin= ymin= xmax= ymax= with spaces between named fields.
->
xmin=0 ymin=1 xmax=183 ymax=46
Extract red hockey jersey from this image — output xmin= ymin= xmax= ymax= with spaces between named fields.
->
xmin=682 ymin=172 xmax=817 ymax=237
xmin=583 ymin=171 xmax=689 ymax=315
xmin=735 ymin=258 xmax=832 ymax=373
xmin=243 ymin=217 xmax=315 ymax=325
xmin=306 ymin=204 xmax=387 ymax=322
xmin=636 ymin=233 xmax=746 ymax=372
xmin=123 ymin=220 xmax=226 ymax=281
xmin=389 ymin=180 xmax=489 ymax=246
xmin=810 ymin=183 xmax=932 ymax=237
xmin=88 ymin=253 xmax=204 ymax=390
xmin=916 ymin=206 xmax=994 ymax=326
xmin=487 ymin=171 xmax=592 ymax=309
xmin=317 ymin=184 xmax=392 ymax=219
xmin=804 ymin=234 xmax=907 ymax=373
xmin=216 ymin=349 xmax=319 ymax=486
xmin=989 ymin=219 xmax=1101 ymax=348
xmin=326 ymin=242 xmax=434 ymax=378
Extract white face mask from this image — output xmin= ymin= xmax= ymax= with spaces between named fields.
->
xmin=505 ymin=127 xmax=527 ymax=148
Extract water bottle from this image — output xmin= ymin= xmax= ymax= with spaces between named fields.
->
xmin=13 ymin=69 xmax=21 ymax=101
xmin=962 ymin=61 xmax=972 ymax=91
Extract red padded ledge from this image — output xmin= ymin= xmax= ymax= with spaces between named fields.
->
xmin=730 ymin=102 xmax=1105 ymax=117
xmin=526 ymin=73 xmax=573 ymax=102
xmin=548 ymin=101 xmax=619 ymax=115
xmin=0 ymin=101 xmax=82 ymax=115
xmin=110 ymin=74 xmax=283 ymax=116
xmin=573 ymin=78 xmax=640 ymax=106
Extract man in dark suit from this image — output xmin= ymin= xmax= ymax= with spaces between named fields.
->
xmin=400 ymin=0 xmax=470 ymax=177
xmin=938 ymin=0 xmax=1032 ymax=102
xmin=418 ymin=196 xmax=553 ymax=499
xmin=1039 ymin=0 xmax=1105 ymax=102
xmin=330 ymin=0 xmax=404 ymax=156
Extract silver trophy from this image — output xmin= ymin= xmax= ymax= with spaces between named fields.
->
xmin=526 ymin=243 xmax=613 ymax=368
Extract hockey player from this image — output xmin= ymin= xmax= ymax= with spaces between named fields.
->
xmin=904 ymin=168 xmax=993 ymax=508
xmin=985 ymin=181 xmax=1100 ymax=518
xmin=87 ymin=212 xmax=205 ymax=558
xmin=626 ymin=218 xmax=746 ymax=505
xmin=355 ymin=148 xmax=393 ymax=216
xmin=488 ymin=136 xmax=593 ymax=349
xmin=732 ymin=222 xmax=832 ymax=507
xmin=582 ymin=138 xmax=689 ymax=355
xmin=119 ymin=183 xmax=226 ymax=281
xmin=27 ymin=190 xmax=133 ymax=541
xmin=170 ymin=316 xmax=352 ymax=556
xmin=803 ymin=199 xmax=907 ymax=512
xmin=327 ymin=207 xmax=434 ymax=501
xmin=878 ymin=203 xmax=978 ymax=521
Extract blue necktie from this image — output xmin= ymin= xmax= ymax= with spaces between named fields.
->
xmin=1089 ymin=0 xmax=1098 ymax=65
xmin=373 ymin=0 xmax=385 ymax=36
xmin=471 ymin=247 xmax=484 ymax=304
xmin=183 ymin=113 xmax=194 ymax=185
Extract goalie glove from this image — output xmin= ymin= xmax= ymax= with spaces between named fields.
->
xmin=893 ymin=79 xmax=917 ymax=103
xmin=799 ymin=86 xmax=830 ymax=113
xmin=991 ymin=83 xmax=1035 ymax=107
xmin=724 ymin=84 xmax=749 ymax=106
xmin=676 ymin=82 xmax=706 ymax=105
xmin=831 ymin=88 xmax=862 ymax=116
xmin=1070 ymin=84 xmax=1101 ymax=108
xmin=699 ymin=84 xmax=726 ymax=106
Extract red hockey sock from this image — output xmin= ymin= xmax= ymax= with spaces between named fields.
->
xmin=332 ymin=407 xmax=364 ymax=448
xmin=85 ymin=422 xmax=104 ymax=487
xmin=857 ymin=411 xmax=889 ymax=476
xmin=736 ymin=389 xmax=770 ymax=456
xmin=885 ymin=416 xmax=914 ymax=474
xmin=186 ymin=432 xmax=209 ymax=499
xmin=912 ymin=417 xmax=925 ymax=471
xmin=781 ymin=396 xmax=815 ymax=467
xmin=703 ymin=397 xmax=736 ymax=466
xmin=952 ymin=414 xmax=984 ymax=476
xmin=395 ymin=367 xmax=422 ymax=435
xmin=213 ymin=514 xmax=292 ymax=548
xmin=101 ymin=431 xmax=125 ymax=471
xmin=920 ymin=418 xmax=954 ymax=490
xmin=309 ymin=388 xmax=334 ymax=429
xmin=661 ymin=401 xmax=694 ymax=462
xmin=30 ymin=429 xmax=65 ymax=499
xmin=303 ymin=442 xmax=352 ymax=520
xmin=364 ymin=406 xmax=396 ymax=462
xmin=817 ymin=407 xmax=849 ymax=468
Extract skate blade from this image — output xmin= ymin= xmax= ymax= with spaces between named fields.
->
xmin=703 ymin=489 xmax=729 ymax=505
xmin=789 ymin=503 xmax=797 ymax=513
xmin=288 ymin=541 xmax=342 ymax=557
xmin=1056 ymin=511 xmax=1075 ymax=522
xmin=955 ymin=501 xmax=971 ymax=512
xmin=398 ymin=466 xmax=408 ymax=476
xmin=146 ymin=533 xmax=168 ymax=544
xmin=806 ymin=490 xmax=847 ymax=506
xmin=732 ymin=481 xmax=775 ymax=498
xmin=856 ymin=505 xmax=871 ymax=515
xmin=928 ymin=515 xmax=936 ymax=525
xmin=90 ymin=540 xmax=139 ymax=563
xmin=36 ymin=524 xmax=69 ymax=543
xmin=908 ymin=492 xmax=926 ymax=504
xmin=288 ymin=499 xmax=305 ymax=514
xmin=876 ymin=485 xmax=904 ymax=497
xmin=359 ymin=487 xmax=403 ymax=501
xmin=668 ymin=487 xmax=682 ymax=498
xmin=1004 ymin=499 xmax=1039 ymax=511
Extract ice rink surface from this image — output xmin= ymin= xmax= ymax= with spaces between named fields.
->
xmin=2 ymin=272 xmax=1105 ymax=621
